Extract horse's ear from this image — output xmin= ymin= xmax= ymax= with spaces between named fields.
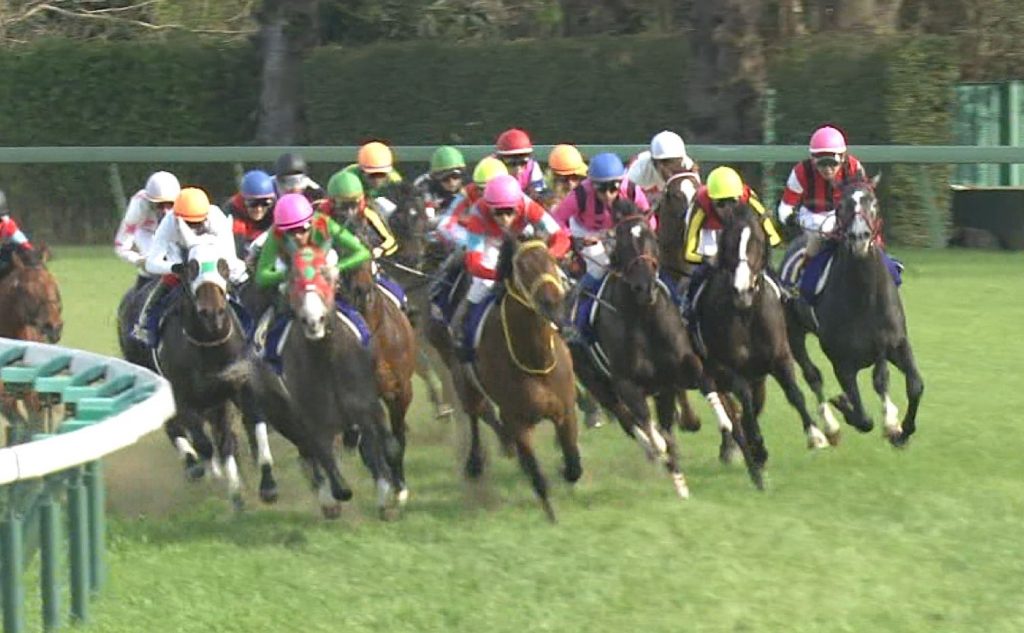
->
xmin=217 ymin=258 xmax=230 ymax=280
xmin=870 ymin=172 xmax=882 ymax=189
xmin=186 ymin=259 xmax=199 ymax=281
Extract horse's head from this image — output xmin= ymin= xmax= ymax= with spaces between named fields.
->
xmin=496 ymin=237 xmax=565 ymax=324
xmin=9 ymin=248 xmax=63 ymax=343
xmin=837 ymin=174 xmax=882 ymax=258
xmin=718 ymin=203 xmax=768 ymax=310
xmin=180 ymin=235 xmax=231 ymax=336
xmin=611 ymin=214 xmax=660 ymax=306
xmin=288 ymin=245 xmax=337 ymax=340
xmin=340 ymin=258 xmax=375 ymax=313
xmin=381 ymin=182 xmax=430 ymax=267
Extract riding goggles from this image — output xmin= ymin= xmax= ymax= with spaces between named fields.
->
xmin=595 ymin=180 xmax=622 ymax=193
xmin=278 ymin=174 xmax=305 ymax=190
xmin=439 ymin=170 xmax=464 ymax=182
xmin=813 ymin=154 xmax=843 ymax=168
xmin=502 ymin=156 xmax=531 ymax=168
xmin=288 ymin=222 xmax=313 ymax=234
xmin=492 ymin=207 xmax=517 ymax=218
xmin=245 ymin=197 xmax=274 ymax=208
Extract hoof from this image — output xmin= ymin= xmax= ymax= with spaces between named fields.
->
xmin=185 ymin=460 xmax=205 ymax=482
xmin=540 ymin=499 xmax=558 ymax=524
xmin=672 ymin=473 xmax=690 ymax=499
xmin=889 ymin=429 xmax=911 ymax=448
xmin=321 ymin=503 xmax=342 ymax=520
xmin=396 ymin=487 xmax=410 ymax=507
xmin=341 ymin=428 xmax=360 ymax=450
xmin=719 ymin=444 xmax=741 ymax=465
xmin=806 ymin=426 xmax=830 ymax=450
xmin=336 ymin=486 xmax=354 ymax=503
xmin=230 ymin=493 xmax=245 ymax=513
xmin=464 ymin=454 xmax=485 ymax=479
xmin=679 ymin=414 xmax=702 ymax=433
xmin=749 ymin=468 xmax=766 ymax=491
xmin=583 ymin=408 xmax=604 ymax=429
xmin=825 ymin=428 xmax=842 ymax=446
xmin=259 ymin=484 xmax=279 ymax=504
xmin=561 ymin=462 xmax=582 ymax=484
xmin=435 ymin=404 xmax=454 ymax=420
xmin=379 ymin=506 xmax=401 ymax=522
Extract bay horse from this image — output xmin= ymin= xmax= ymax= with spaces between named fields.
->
xmin=0 ymin=247 xmax=62 ymax=343
xmin=249 ymin=245 xmax=402 ymax=519
xmin=569 ymin=214 xmax=703 ymax=499
xmin=116 ymin=234 xmax=273 ymax=509
xmin=653 ymin=173 xmax=699 ymax=285
xmin=450 ymin=237 xmax=580 ymax=523
xmin=693 ymin=204 xmax=833 ymax=490
xmin=340 ymin=258 xmax=417 ymax=504
xmin=782 ymin=178 xmax=923 ymax=446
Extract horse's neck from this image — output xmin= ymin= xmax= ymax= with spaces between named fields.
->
xmin=501 ymin=292 xmax=554 ymax=368
xmin=614 ymin=277 xmax=680 ymax=337
xmin=180 ymin=296 xmax=235 ymax=349
xmin=833 ymin=246 xmax=890 ymax=308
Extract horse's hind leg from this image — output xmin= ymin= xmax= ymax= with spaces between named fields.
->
xmin=871 ymin=358 xmax=901 ymax=442
xmin=164 ymin=411 xmax=207 ymax=481
xmin=789 ymin=318 xmax=841 ymax=443
xmin=887 ymin=340 xmax=924 ymax=447
xmin=615 ymin=380 xmax=665 ymax=462
xmin=655 ymin=392 xmax=689 ymax=499
xmin=832 ymin=363 xmax=874 ymax=433
xmin=772 ymin=359 xmax=829 ymax=450
xmin=512 ymin=424 xmax=556 ymax=523
xmin=733 ymin=378 xmax=766 ymax=490
xmin=239 ymin=386 xmax=278 ymax=504
xmin=209 ymin=403 xmax=243 ymax=511
xmin=677 ymin=390 xmax=702 ymax=433
xmin=554 ymin=408 xmax=582 ymax=486
xmin=464 ymin=414 xmax=486 ymax=479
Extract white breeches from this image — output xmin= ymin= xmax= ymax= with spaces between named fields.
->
xmin=467 ymin=276 xmax=496 ymax=303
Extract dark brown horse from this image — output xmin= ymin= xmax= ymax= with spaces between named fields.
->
xmin=341 ymin=258 xmax=417 ymax=504
xmin=653 ymin=174 xmax=699 ymax=285
xmin=447 ymin=238 xmax=580 ymax=523
xmin=0 ymin=247 xmax=62 ymax=343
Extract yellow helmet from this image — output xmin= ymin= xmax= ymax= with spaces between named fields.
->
xmin=548 ymin=144 xmax=587 ymax=176
xmin=357 ymin=141 xmax=394 ymax=173
xmin=706 ymin=166 xmax=745 ymax=200
xmin=472 ymin=156 xmax=509 ymax=186
xmin=173 ymin=188 xmax=210 ymax=222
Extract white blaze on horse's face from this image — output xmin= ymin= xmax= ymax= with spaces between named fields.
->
xmin=186 ymin=241 xmax=228 ymax=295
xmin=299 ymin=290 xmax=328 ymax=340
xmin=733 ymin=226 xmax=754 ymax=300
xmin=848 ymin=190 xmax=874 ymax=257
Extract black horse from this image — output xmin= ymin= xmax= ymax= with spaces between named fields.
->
xmin=117 ymin=238 xmax=276 ymax=509
xmin=569 ymin=214 xmax=703 ymax=499
xmin=693 ymin=203 xmax=833 ymax=490
xmin=782 ymin=177 xmax=924 ymax=446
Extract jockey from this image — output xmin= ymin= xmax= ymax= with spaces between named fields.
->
xmin=0 ymin=189 xmax=35 ymax=279
xmin=225 ymin=169 xmax=276 ymax=259
xmin=777 ymin=125 xmax=866 ymax=259
xmin=544 ymin=144 xmax=588 ymax=208
xmin=342 ymin=141 xmax=404 ymax=206
xmin=435 ymin=156 xmax=508 ymax=249
xmin=626 ymin=130 xmax=701 ymax=208
xmin=273 ymin=152 xmax=324 ymax=203
xmin=552 ymin=152 xmax=650 ymax=302
xmin=449 ymin=174 xmax=570 ymax=361
xmin=494 ymin=128 xmax=549 ymax=201
xmin=413 ymin=145 xmax=466 ymax=219
xmin=254 ymin=193 xmax=370 ymax=315
xmin=322 ymin=170 xmax=397 ymax=261
xmin=132 ymin=188 xmax=247 ymax=344
xmin=113 ymin=171 xmax=180 ymax=286
xmin=682 ymin=166 xmax=783 ymax=319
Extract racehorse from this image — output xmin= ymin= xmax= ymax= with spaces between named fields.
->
xmin=652 ymin=174 xmax=697 ymax=285
xmin=782 ymin=177 xmax=923 ymax=446
xmin=0 ymin=247 xmax=62 ymax=343
xmin=692 ymin=203 xmax=833 ymax=490
xmin=116 ymin=235 xmax=273 ymax=509
xmin=340 ymin=258 xmax=417 ymax=503
xmin=569 ymin=214 xmax=703 ymax=499
xmin=449 ymin=237 xmax=580 ymax=523
xmin=249 ymin=245 xmax=402 ymax=519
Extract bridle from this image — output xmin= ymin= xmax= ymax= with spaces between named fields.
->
xmin=501 ymin=240 xmax=564 ymax=375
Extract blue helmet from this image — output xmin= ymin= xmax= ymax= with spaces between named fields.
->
xmin=588 ymin=153 xmax=625 ymax=182
xmin=240 ymin=170 xmax=275 ymax=198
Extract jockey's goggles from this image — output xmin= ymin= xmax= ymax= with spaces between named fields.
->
xmin=287 ymin=222 xmax=312 ymax=234
xmin=246 ymin=197 xmax=274 ymax=208
xmin=366 ymin=171 xmax=389 ymax=180
xmin=153 ymin=200 xmax=175 ymax=211
xmin=502 ymin=156 xmax=530 ymax=168
xmin=554 ymin=173 xmax=584 ymax=184
xmin=813 ymin=154 xmax=842 ymax=168
xmin=277 ymin=173 xmax=305 ymax=190
xmin=492 ymin=207 xmax=517 ymax=218
xmin=713 ymin=197 xmax=739 ymax=208
xmin=439 ymin=170 xmax=464 ymax=182
xmin=595 ymin=180 xmax=622 ymax=193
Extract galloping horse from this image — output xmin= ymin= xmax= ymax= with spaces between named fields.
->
xmin=341 ymin=258 xmax=417 ymax=503
xmin=250 ymin=245 xmax=402 ymax=519
xmin=653 ymin=174 xmax=697 ymax=286
xmin=692 ymin=204 xmax=833 ymax=490
xmin=117 ymin=236 xmax=272 ymax=509
xmin=0 ymin=247 xmax=62 ymax=343
xmin=449 ymin=237 xmax=580 ymax=522
xmin=570 ymin=215 xmax=703 ymax=499
xmin=782 ymin=178 xmax=923 ymax=446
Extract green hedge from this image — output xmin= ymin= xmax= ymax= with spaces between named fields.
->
xmin=769 ymin=35 xmax=958 ymax=246
xmin=0 ymin=39 xmax=259 ymax=243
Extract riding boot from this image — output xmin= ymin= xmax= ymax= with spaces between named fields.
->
xmin=449 ymin=298 xmax=476 ymax=364
xmin=562 ymin=273 xmax=601 ymax=345
xmin=681 ymin=264 xmax=710 ymax=323
xmin=133 ymin=280 xmax=172 ymax=345
xmin=430 ymin=248 xmax=463 ymax=302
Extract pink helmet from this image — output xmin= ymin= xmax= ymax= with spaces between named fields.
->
xmin=483 ymin=174 xmax=522 ymax=210
xmin=809 ymin=125 xmax=847 ymax=155
xmin=274 ymin=193 xmax=314 ymax=230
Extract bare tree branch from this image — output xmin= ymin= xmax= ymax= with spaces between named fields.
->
xmin=13 ymin=2 xmax=256 ymax=35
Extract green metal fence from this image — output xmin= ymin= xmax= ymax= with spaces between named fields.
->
xmin=0 ymin=339 xmax=175 ymax=632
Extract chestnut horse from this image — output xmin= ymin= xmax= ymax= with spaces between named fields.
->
xmin=0 ymin=247 xmax=62 ymax=343
xmin=341 ymin=258 xmax=417 ymax=503
xmin=448 ymin=237 xmax=580 ymax=523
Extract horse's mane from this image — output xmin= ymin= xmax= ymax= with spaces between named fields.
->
xmin=379 ymin=180 xmax=421 ymax=207
xmin=496 ymin=235 xmax=517 ymax=284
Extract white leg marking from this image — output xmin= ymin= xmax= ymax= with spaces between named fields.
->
xmin=318 ymin=480 xmax=335 ymax=507
xmin=254 ymin=422 xmax=274 ymax=467
xmin=647 ymin=421 xmax=667 ymax=455
xmin=819 ymin=402 xmax=841 ymax=436
xmin=396 ymin=487 xmax=410 ymax=506
xmin=883 ymin=394 xmax=900 ymax=435
xmin=633 ymin=427 xmax=656 ymax=460
xmin=208 ymin=458 xmax=224 ymax=479
xmin=706 ymin=392 xmax=733 ymax=433
xmin=174 ymin=436 xmax=198 ymax=461
xmin=806 ymin=425 xmax=830 ymax=449
xmin=224 ymin=455 xmax=241 ymax=496
xmin=671 ymin=472 xmax=690 ymax=499
xmin=376 ymin=478 xmax=393 ymax=509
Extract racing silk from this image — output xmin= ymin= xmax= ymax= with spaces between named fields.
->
xmin=225 ymin=193 xmax=273 ymax=257
xmin=412 ymin=172 xmax=461 ymax=220
xmin=357 ymin=205 xmax=398 ymax=258
xmin=494 ymin=154 xmax=548 ymax=199
xmin=685 ymin=185 xmax=782 ymax=265
xmin=113 ymin=190 xmax=160 ymax=266
xmin=341 ymin=163 xmax=404 ymax=200
xmin=254 ymin=213 xmax=370 ymax=289
xmin=779 ymin=155 xmax=866 ymax=217
xmin=1 ymin=213 xmax=33 ymax=250
xmin=461 ymin=199 xmax=570 ymax=281
xmin=145 ymin=205 xmax=247 ymax=283
xmin=435 ymin=183 xmax=483 ymax=247
xmin=552 ymin=179 xmax=651 ymax=233
xmin=626 ymin=151 xmax=701 ymax=198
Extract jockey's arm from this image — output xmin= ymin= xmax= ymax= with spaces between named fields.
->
xmin=254 ymin=233 xmax=286 ymax=289
xmin=1 ymin=216 xmax=33 ymax=251
xmin=747 ymin=190 xmax=783 ymax=247
xmin=113 ymin=197 xmax=145 ymax=265
xmin=683 ymin=207 xmax=708 ymax=265
xmin=530 ymin=208 xmax=571 ymax=259
xmin=463 ymin=234 xmax=498 ymax=280
xmin=364 ymin=208 xmax=398 ymax=258
xmin=327 ymin=217 xmax=372 ymax=273
xmin=143 ymin=214 xmax=178 ymax=277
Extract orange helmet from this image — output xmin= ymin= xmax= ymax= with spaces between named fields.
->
xmin=357 ymin=141 xmax=394 ymax=173
xmin=548 ymin=144 xmax=587 ymax=177
xmin=174 ymin=188 xmax=210 ymax=222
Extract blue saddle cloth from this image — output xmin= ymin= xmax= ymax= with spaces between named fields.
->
xmin=461 ymin=291 xmax=499 ymax=363
xmin=571 ymin=271 xmax=680 ymax=346
xmin=146 ymin=287 xmax=252 ymax=348
xmin=798 ymin=244 xmax=903 ymax=304
xmin=375 ymin=273 xmax=407 ymax=308
xmin=262 ymin=296 xmax=371 ymax=375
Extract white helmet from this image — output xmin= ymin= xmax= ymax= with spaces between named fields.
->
xmin=650 ymin=130 xmax=688 ymax=160
xmin=144 ymin=171 xmax=181 ymax=203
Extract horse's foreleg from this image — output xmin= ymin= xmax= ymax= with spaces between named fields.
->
xmin=772 ymin=359 xmax=829 ymax=450
xmin=871 ymin=358 xmax=901 ymax=442
xmin=238 ymin=386 xmax=278 ymax=504
xmin=209 ymin=403 xmax=243 ymax=512
xmin=789 ymin=317 xmax=841 ymax=443
xmin=512 ymin=424 xmax=556 ymax=523
xmin=733 ymin=377 xmax=766 ymax=491
xmin=553 ymin=406 xmax=582 ymax=486
xmin=887 ymin=340 xmax=924 ymax=447
xmin=164 ymin=412 xmax=207 ymax=481
xmin=615 ymin=380 xmax=664 ymax=462
xmin=388 ymin=393 xmax=411 ymax=505
xmin=464 ymin=414 xmax=486 ymax=479
xmin=832 ymin=364 xmax=873 ymax=433
xmin=654 ymin=392 xmax=689 ymax=499
xmin=701 ymin=375 xmax=740 ymax=464
xmin=354 ymin=401 xmax=400 ymax=518
xmin=677 ymin=390 xmax=702 ymax=433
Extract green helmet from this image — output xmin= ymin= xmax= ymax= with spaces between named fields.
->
xmin=327 ymin=170 xmax=364 ymax=200
xmin=430 ymin=146 xmax=466 ymax=174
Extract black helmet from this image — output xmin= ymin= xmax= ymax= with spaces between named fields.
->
xmin=274 ymin=152 xmax=307 ymax=177
xmin=0 ymin=189 xmax=7 ymax=213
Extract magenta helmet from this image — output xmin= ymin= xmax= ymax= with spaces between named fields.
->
xmin=483 ymin=174 xmax=522 ymax=210
xmin=273 ymin=193 xmax=314 ymax=230
xmin=809 ymin=126 xmax=847 ymax=155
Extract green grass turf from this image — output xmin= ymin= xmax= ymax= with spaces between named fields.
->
xmin=31 ymin=246 xmax=1024 ymax=632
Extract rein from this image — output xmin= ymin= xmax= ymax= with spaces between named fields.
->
xmin=179 ymin=284 xmax=237 ymax=348
xmin=499 ymin=241 xmax=562 ymax=376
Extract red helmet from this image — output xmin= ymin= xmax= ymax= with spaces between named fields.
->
xmin=496 ymin=128 xmax=533 ymax=156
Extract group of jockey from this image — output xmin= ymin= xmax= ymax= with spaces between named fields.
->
xmin=0 ymin=123 xmax=871 ymax=356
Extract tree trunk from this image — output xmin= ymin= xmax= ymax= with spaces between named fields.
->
xmin=808 ymin=0 xmax=902 ymax=33
xmin=686 ymin=0 xmax=766 ymax=144
xmin=254 ymin=0 xmax=320 ymax=145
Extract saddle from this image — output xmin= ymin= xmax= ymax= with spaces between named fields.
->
xmin=780 ymin=242 xmax=903 ymax=305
